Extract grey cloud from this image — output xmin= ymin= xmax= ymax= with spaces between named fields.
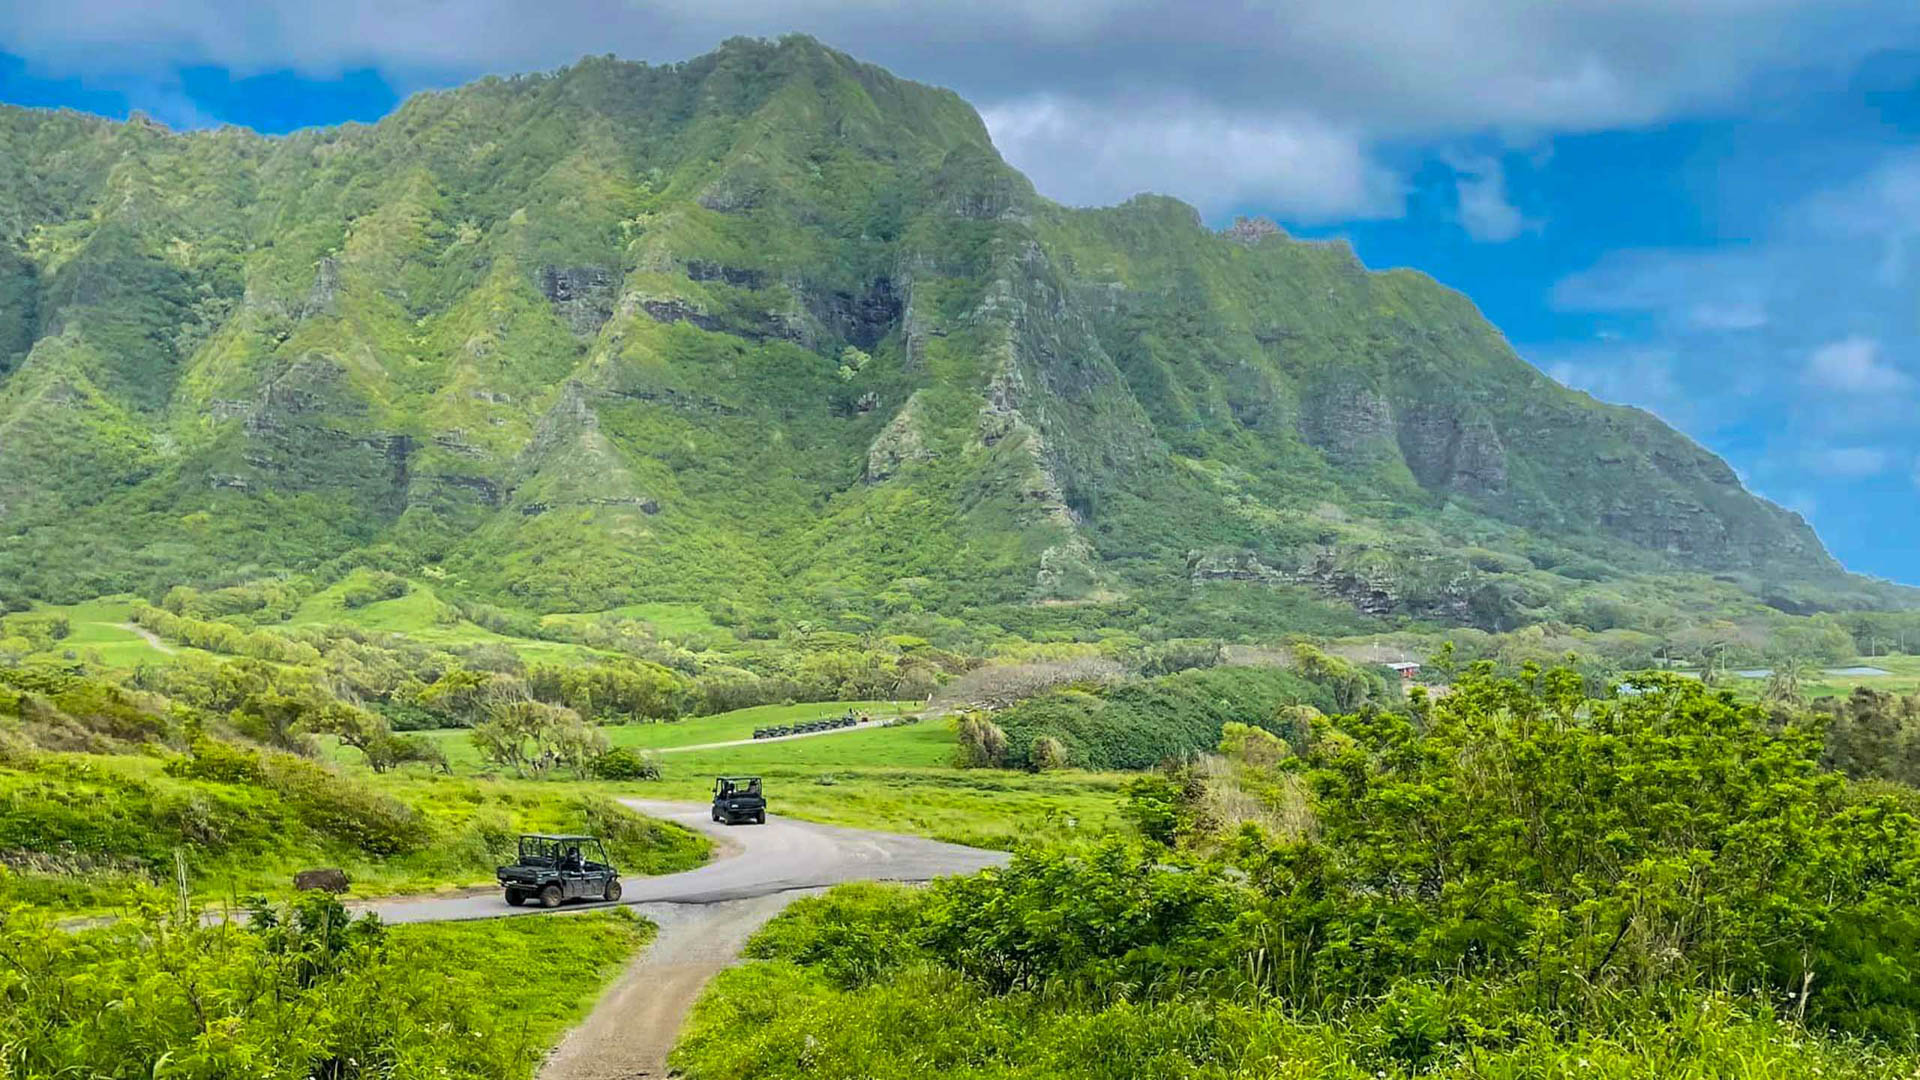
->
xmin=7 ymin=0 xmax=1920 ymax=219
xmin=9 ymin=0 xmax=1913 ymax=131
xmin=981 ymin=96 xmax=1402 ymax=219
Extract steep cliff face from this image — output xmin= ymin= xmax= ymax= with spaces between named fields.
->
xmin=0 ymin=36 xmax=1895 ymax=624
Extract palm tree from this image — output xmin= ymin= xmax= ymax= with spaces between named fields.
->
xmin=1764 ymin=655 xmax=1809 ymax=706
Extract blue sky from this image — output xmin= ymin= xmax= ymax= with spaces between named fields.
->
xmin=2 ymin=1 xmax=1918 ymax=583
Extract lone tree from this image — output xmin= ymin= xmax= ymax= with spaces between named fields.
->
xmin=470 ymin=700 xmax=588 ymax=777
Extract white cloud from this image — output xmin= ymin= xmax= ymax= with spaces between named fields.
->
xmin=1543 ymin=347 xmax=1692 ymax=423
xmin=1550 ymin=247 xmax=1773 ymax=330
xmin=1806 ymin=445 xmax=1894 ymax=476
xmin=981 ymin=96 xmax=1402 ymax=220
xmin=1445 ymin=152 xmax=1534 ymax=242
xmin=1686 ymin=301 xmax=1769 ymax=330
xmin=1803 ymin=152 xmax=1920 ymax=286
xmin=1803 ymin=336 xmax=1912 ymax=394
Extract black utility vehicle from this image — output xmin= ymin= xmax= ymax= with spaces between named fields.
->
xmin=712 ymin=776 xmax=767 ymax=825
xmin=497 ymin=834 xmax=622 ymax=908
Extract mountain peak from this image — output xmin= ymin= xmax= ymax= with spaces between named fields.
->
xmin=0 ymin=39 xmax=1905 ymax=628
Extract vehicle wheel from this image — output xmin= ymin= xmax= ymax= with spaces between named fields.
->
xmin=504 ymin=889 xmax=527 ymax=907
xmin=711 ymin=807 xmax=720 ymax=822
xmin=755 ymin=810 xmax=767 ymax=825
xmin=603 ymin=879 xmax=623 ymax=902
xmin=539 ymin=884 xmax=563 ymax=909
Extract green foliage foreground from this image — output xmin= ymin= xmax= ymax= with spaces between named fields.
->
xmin=0 ymin=893 xmax=651 ymax=1080
xmin=671 ymin=669 xmax=1920 ymax=1078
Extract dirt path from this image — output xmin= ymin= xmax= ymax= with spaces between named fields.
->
xmin=537 ymin=893 xmax=802 ymax=1080
xmin=655 ymin=717 xmax=890 ymax=753
xmin=108 ymin=622 xmax=175 ymax=654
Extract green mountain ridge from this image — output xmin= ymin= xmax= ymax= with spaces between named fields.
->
xmin=0 ymin=35 xmax=1907 ymax=632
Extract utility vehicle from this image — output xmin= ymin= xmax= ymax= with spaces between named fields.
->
xmin=497 ymin=834 xmax=622 ymax=908
xmin=712 ymin=776 xmax=767 ymax=825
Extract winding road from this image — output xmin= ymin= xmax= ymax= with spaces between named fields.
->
xmin=354 ymin=799 xmax=1007 ymax=1078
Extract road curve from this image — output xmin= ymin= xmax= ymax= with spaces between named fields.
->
xmin=356 ymin=798 xmax=1007 ymax=923
xmin=486 ymin=800 xmax=1005 ymax=1080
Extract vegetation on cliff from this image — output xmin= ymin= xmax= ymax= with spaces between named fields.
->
xmin=0 ymin=36 xmax=1903 ymax=644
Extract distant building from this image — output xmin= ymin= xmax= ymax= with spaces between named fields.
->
xmin=1386 ymin=661 xmax=1421 ymax=682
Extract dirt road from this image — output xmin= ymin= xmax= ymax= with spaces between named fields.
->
xmin=537 ymin=892 xmax=802 ymax=1080
xmin=110 ymin=622 xmax=176 ymax=654
xmin=349 ymin=799 xmax=1005 ymax=1078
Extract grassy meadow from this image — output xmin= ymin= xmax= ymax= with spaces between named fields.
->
xmin=339 ymin=705 xmax=1131 ymax=853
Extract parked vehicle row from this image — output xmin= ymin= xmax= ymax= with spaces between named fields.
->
xmin=752 ymin=713 xmax=865 ymax=739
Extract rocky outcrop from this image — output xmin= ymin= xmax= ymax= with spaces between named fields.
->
xmin=637 ymin=297 xmax=723 ymax=333
xmin=1396 ymin=403 xmax=1509 ymax=496
xmin=1186 ymin=547 xmax=1475 ymax=623
xmin=802 ymin=276 xmax=900 ymax=351
xmin=234 ymin=354 xmax=413 ymax=510
xmin=509 ymin=380 xmax=661 ymax=518
xmin=1222 ymin=216 xmax=1285 ymax=246
xmin=685 ymin=260 xmax=767 ymax=289
xmin=1300 ymin=382 xmax=1396 ymax=463
xmin=302 ymin=256 xmax=340 ymax=317
xmin=697 ymin=162 xmax=770 ymax=213
xmin=864 ymin=394 xmax=934 ymax=483
xmin=537 ymin=265 xmax=618 ymax=335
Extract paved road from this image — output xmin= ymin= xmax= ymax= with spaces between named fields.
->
xmin=397 ymin=799 xmax=998 ymax=1080
xmin=358 ymin=798 xmax=1007 ymax=922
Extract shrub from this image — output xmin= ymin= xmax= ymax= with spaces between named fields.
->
xmin=954 ymin=714 xmax=1008 ymax=768
xmin=591 ymin=747 xmax=662 ymax=781
xmin=1030 ymin=735 xmax=1069 ymax=771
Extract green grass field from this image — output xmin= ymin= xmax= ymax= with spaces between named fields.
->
xmin=1720 ymin=654 xmax=1920 ymax=699
xmin=390 ymin=911 xmax=652 ymax=1077
xmin=349 ymin=700 xmax=920 ymax=771
xmin=347 ymin=704 xmax=1129 ymax=853
xmin=15 ymin=596 xmax=196 ymax=668
xmin=654 ymin=763 xmax=1127 ymax=850
xmin=287 ymin=582 xmax=640 ymax=665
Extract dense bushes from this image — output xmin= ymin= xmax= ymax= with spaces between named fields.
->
xmin=672 ymin=667 xmax=1920 ymax=1080
xmin=0 ymin=892 xmax=650 ymax=1079
xmin=168 ymin=739 xmax=431 ymax=856
xmin=978 ymin=665 xmax=1346 ymax=770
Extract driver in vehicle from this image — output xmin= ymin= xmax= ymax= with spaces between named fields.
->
xmin=562 ymin=846 xmax=583 ymax=871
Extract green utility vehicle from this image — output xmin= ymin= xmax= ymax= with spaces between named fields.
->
xmin=497 ymin=834 xmax=622 ymax=908
xmin=711 ymin=776 xmax=767 ymax=825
